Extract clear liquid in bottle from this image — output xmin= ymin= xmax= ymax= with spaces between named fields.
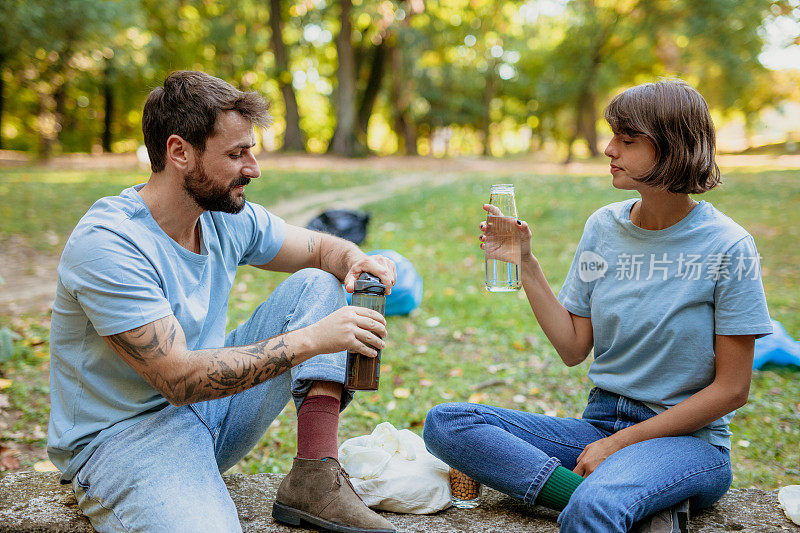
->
xmin=485 ymin=185 xmax=521 ymax=292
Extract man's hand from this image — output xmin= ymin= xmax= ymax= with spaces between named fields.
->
xmin=305 ymin=306 xmax=387 ymax=357
xmin=343 ymin=254 xmax=397 ymax=295
xmin=573 ymin=435 xmax=625 ymax=477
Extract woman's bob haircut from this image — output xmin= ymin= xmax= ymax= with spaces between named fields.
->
xmin=604 ymin=79 xmax=721 ymax=194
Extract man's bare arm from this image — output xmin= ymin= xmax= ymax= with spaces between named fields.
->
xmin=105 ymin=306 xmax=387 ymax=406
xmin=254 ymin=225 xmax=396 ymax=293
xmin=256 ymin=225 xmax=361 ymax=279
xmin=105 ymin=315 xmax=302 ymax=406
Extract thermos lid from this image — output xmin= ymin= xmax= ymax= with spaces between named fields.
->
xmin=354 ymin=272 xmax=386 ymax=295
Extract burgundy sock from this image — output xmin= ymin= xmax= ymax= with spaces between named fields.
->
xmin=296 ymin=394 xmax=341 ymax=460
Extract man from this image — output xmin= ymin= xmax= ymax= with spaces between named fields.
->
xmin=47 ymin=70 xmax=397 ymax=533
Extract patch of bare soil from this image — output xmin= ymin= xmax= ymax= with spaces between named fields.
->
xmin=0 ymin=171 xmax=459 ymax=315
xmin=0 ymin=237 xmax=61 ymax=316
xmin=2 ymin=151 xmax=798 ymax=316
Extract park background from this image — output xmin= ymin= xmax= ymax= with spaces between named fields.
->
xmin=0 ymin=0 xmax=799 ymax=496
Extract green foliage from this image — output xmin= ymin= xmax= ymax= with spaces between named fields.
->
xmin=0 ymin=0 xmax=797 ymax=156
xmin=0 ymin=326 xmax=22 ymax=364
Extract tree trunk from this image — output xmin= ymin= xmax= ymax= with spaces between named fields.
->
xmin=357 ymin=41 xmax=387 ymax=138
xmin=328 ymin=0 xmax=361 ymax=156
xmin=37 ymin=93 xmax=56 ymax=161
xmin=481 ymin=62 xmax=497 ymax=157
xmin=387 ymin=8 xmax=417 ymax=156
xmin=0 ymin=58 xmax=4 ymax=150
xmin=564 ymin=132 xmax=577 ymax=164
xmin=268 ymin=0 xmax=305 ymax=152
xmin=389 ymin=44 xmax=416 ymax=155
xmin=102 ymin=62 xmax=114 ymax=152
xmin=578 ymin=89 xmax=600 ymax=157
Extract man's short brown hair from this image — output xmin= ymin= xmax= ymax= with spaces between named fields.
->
xmin=142 ymin=71 xmax=271 ymax=172
xmin=604 ymin=79 xmax=721 ymax=194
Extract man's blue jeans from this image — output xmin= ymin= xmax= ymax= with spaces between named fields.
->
xmin=423 ymin=388 xmax=732 ymax=532
xmin=71 ymin=269 xmax=352 ymax=533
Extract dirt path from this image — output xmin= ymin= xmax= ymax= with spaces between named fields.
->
xmin=2 ymin=151 xmax=799 ymax=316
xmin=0 ymin=171 xmax=458 ymax=315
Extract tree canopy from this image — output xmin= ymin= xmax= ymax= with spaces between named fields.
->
xmin=1 ymin=0 xmax=798 ymax=158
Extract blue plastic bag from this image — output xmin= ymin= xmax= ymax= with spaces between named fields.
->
xmin=753 ymin=319 xmax=800 ymax=370
xmin=346 ymin=250 xmax=423 ymax=316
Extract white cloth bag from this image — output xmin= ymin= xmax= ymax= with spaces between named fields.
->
xmin=338 ymin=421 xmax=451 ymax=514
xmin=779 ymin=485 xmax=800 ymax=526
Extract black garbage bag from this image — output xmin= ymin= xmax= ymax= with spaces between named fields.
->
xmin=306 ymin=209 xmax=370 ymax=245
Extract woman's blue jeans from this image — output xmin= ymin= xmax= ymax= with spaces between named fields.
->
xmin=423 ymin=388 xmax=732 ymax=532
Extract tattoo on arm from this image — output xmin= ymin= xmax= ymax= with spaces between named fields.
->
xmin=105 ymin=316 xmax=298 ymax=406
xmin=107 ymin=320 xmax=178 ymax=363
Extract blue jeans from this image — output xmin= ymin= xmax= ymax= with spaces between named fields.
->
xmin=423 ymin=388 xmax=732 ymax=532
xmin=71 ymin=269 xmax=352 ymax=533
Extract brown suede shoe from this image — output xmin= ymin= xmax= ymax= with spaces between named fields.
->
xmin=272 ymin=457 xmax=396 ymax=533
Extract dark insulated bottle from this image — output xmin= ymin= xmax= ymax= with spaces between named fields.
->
xmin=344 ymin=272 xmax=386 ymax=391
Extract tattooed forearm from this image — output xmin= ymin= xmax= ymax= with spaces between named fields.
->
xmin=107 ymin=319 xmax=178 ymax=363
xmin=181 ymin=337 xmax=296 ymax=404
xmin=105 ymin=315 xmax=302 ymax=406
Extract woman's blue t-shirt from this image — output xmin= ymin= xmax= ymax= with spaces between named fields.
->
xmin=558 ymin=199 xmax=771 ymax=449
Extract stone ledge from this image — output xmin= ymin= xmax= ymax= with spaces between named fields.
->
xmin=0 ymin=471 xmax=797 ymax=532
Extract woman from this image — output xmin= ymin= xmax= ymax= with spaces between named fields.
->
xmin=423 ymin=79 xmax=771 ymax=532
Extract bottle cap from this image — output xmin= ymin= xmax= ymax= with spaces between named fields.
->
xmin=354 ymin=272 xmax=386 ymax=295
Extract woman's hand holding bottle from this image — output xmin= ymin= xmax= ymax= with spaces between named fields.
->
xmin=479 ymin=203 xmax=534 ymax=265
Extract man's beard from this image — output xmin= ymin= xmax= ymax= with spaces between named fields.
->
xmin=183 ymin=158 xmax=250 ymax=214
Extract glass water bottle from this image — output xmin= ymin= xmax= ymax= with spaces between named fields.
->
xmin=344 ymin=273 xmax=386 ymax=391
xmin=485 ymin=184 xmax=521 ymax=292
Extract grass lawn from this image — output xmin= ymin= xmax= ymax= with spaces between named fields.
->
xmin=1 ymin=164 xmax=798 ymax=489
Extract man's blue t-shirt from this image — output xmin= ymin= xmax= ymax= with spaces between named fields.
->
xmin=47 ymin=184 xmax=286 ymax=482
xmin=558 ymin=199 xmax=771 ymax=449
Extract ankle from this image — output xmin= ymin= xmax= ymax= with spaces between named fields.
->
xmin=297 ymin=394 xmax=341 ymax=460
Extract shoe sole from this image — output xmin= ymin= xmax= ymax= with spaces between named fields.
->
xmin=675 ymin=499 xmax=690 ymax=533
xmin=272 ymin=501 xmax=396 ymax=533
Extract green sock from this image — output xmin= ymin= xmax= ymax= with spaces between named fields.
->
xmin=534 ymin=466 xmax=584 ymax=511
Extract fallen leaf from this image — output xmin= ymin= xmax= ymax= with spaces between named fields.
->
xmin=0 ymin=447 xmax=20 ymax=471
xmin=425 ymin=317 xmax=441 ymax=327
xmin=34 ymin=460 xmax=58 ymax=472
xmin=0 ymin=378 xmax=11 ymax=390
xmin=448 ymin=368 xmax=463 ymax=377
xmin=0 ymin=456 xmax=19 ymax=471
xmin=393 ymin=388 xmax=411 ymax=399
xmin=419 ymin=379 xmax=433 ymax=387
xmin=467 ymin=393 xmax=485 ymax=404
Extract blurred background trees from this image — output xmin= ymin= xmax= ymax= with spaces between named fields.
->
xmin=0 ymin=0 xmax=798 ymax=160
